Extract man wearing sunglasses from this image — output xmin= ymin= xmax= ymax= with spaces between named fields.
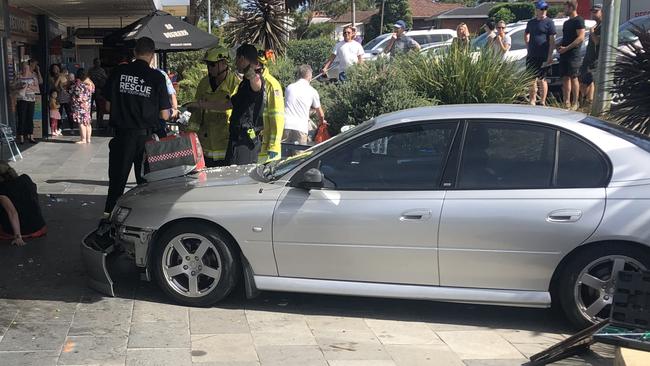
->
xmin=186 ymin=46 xmax=240 ymax=167
xmin=322 ymin=25 xmax=364 ymax=81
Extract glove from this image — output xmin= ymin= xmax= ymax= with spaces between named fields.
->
xmin=267 ymin=151 xmax=278 ymax=159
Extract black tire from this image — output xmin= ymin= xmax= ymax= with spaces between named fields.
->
xmin=557 ymin=243 xmax=650 ymax=329
xmin=151 ymin=221 xmax=241 ymax=307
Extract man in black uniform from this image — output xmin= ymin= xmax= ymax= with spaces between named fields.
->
xmin=224 ymin=44 xmax=265 ymax=165
xmin=102 ymin=37 xmax=171 ymax=216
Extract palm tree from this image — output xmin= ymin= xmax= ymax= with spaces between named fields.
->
xmin=610 ymin=27 xmax=650 ymax=134
xmin=227 ymin=0 xmax=291 ymax=54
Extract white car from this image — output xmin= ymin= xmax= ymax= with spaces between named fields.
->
xmin=362 ymin=29 xmax=457 ymax=61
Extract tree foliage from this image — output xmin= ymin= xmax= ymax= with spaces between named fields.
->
xmin=493 ymin=8 xmax=515 ymax=24
xmin=364 ymin=0 xmax=412 ymax=42
xmin=610 ymin=27 xmax=650 ymax=134
xmin=226 ymin=0 xmax=290 ymax=54
xmin=488 ymin=2 xmax=534 ymax=23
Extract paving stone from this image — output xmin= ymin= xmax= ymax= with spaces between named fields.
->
xmin=511 ymin=343 xmax=554 ymax=358
xmin=436 ymin=331 xmax=524 ymax=360
xmin=255 ymin=345 xmax=326 ymax=366
xmin=306 ymin=315 xmax=370 ymax=333
xmin=248 ymin=313 xmax=315 ymax=346
xmin=365 ymin=319 xmax=442 ymax=345
xmin=315 ymin=330 xmax=390 ymax=361
xmin=68 ymin=310 xmax=131 ymax=337
xmin=191 ymin=333 xmax=258 ymax=363
xmin=129 ymin=321 xmax=190 ymax=348
xmin=77 ymin=295 xmax=134 ymax=313
xmin=13 ymin=300 xmax=78 ymax=323
xmin=386 ymin=344 xmax=464 ymax=366
xmin=497 ymin=329 xmax=565 ymax=345
xmin=132 ymin=300 xmax=189 ymax=323
xmin=126 ymin=348 xmax=192 ymax=366
xmin=327 ymin=361 xmax=397 ymax=366
xmin=191 ymin=362 xmax=260 ymax=366
xmin=189 ymin=308 xmax=249 ymax=334
xmin=58 ymin=336 xmax=128 ymax=365
xmin=0 ymin=322 xmax=69 ymax=351
xmin=0 ymin=350 xmax=59 ymax=366
xmin=462 ymin=359 xmax=531 ymax=366
xmin=0 ymin=311 xmax=17 ymax=338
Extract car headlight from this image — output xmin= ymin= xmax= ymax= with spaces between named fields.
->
xmin=113 ymin=207 xmax=131 ymax=224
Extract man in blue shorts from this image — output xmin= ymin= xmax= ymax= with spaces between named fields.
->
xmin=525 ymin=1 xmax=556 ymax=106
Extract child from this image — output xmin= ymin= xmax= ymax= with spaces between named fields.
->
xmin=49 ymin=90 xmax=62 ymax=136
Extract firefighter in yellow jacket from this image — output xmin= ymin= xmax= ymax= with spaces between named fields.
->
xmin=257 ymin=50 xmax=285 ymax=163
xmin=186 ymin=46 xmax=240 ymax=167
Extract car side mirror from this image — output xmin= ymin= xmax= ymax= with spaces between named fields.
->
xmin=297 ymin=168 xmax=324 ymax=190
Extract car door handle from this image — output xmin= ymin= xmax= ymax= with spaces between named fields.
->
xmin=547 ymin=209 xmax=583 ymax=223
xmin=400 ymin=209 xmax=432 ymax=221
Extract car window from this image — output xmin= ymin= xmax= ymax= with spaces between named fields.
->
xmin=556 ymin=132 xmax=608 ymax=188
xmin=458 ymin=122 xmax=555 ymax=189
xmin=364 ymin=35 xmax=388 ymax=51
xmin=413 ymin=34 xmax=442 ymax=45
xmin=619 ymin=17 xmax=650 ymax=43
xmin=510 ymin=29 xmax=527 ymax=51
xmin=319 ymin=122 xmax=458 ymax=190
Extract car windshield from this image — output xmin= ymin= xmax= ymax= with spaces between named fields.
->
xmin=260 ymin=120 xmax=376 ymax=181
xmin=619 ymin=17 xmax=650 ymax=44
xmin=364 ymin=35 xmax=389 ymax=51
xmin=580 ymin=116 xmax=650 ymax=153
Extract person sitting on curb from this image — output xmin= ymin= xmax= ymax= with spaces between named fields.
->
xmin=0 ymin=162 xmax=47 ymax=246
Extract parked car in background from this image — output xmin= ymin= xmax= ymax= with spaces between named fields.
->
xmin=363 ymin=29 xmax=457 ymax=61
xmin=84 ymin=104 xmax=650 ymax=329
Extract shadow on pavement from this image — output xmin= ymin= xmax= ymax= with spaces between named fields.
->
xmin=0 ymin=194 xmax=138 ymax=305
xmin=45 ymin=179 xmax=109 ymax=186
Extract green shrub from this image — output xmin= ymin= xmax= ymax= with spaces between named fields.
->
xmin=488 ymin=2 xmax=534 ymax=23
xmin=286 ymin=38 xmax=336 ymax=73
xmin=493 ymin=8 xmax=515 ymax=24
xmin=547 ymin=5 xmax=563 ymax=18
xmin=176 ymin=63 xmax=206 ymax=105
xmin=267 ymin=56 xmax=297 ymax=90
xmin=403 ymin=47 xmax=535 ymax=105
xmin=303 ymin=22 xmax=336 ymax=40
xmin=316 ymin=58 xmax=433 ymax=132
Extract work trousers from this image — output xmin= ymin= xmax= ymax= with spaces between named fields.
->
xmin=104 ymin=130 xmax=150 ymax=213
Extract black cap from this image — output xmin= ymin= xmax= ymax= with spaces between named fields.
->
xmin=236 ymin=44 xmax=258 ymax=63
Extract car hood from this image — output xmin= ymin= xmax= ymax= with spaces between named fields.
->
xmin=121 ymin=165 xmax=259 ymax=200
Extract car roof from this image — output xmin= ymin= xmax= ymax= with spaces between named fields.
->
xmin=407 ymin=29 xmax=456 ymax=35
xmin=373 ymin=104 xmax=586 ymax=127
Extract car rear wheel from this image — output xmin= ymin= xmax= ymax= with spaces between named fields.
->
xmin=151 ymin=221 xmax=240 ymax=306
xmin=558 ymin=243 xmax=650 ymax=329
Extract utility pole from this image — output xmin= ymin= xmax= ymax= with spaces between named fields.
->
xmin=207 ymin=0 xmax=212 ymax=34
xmin=351 ymin=0 xmax=356 ymax=32
xmin=592 ymin=0 xmax=620 ymax=116
xmin=380 ymin=0 xmax=386 ymax=34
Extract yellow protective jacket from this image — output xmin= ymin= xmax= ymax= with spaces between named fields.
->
xmin=258 ymin=68 xmax=285 ymax=163
xmin=187 ymin=72 xmax=240 ymax=161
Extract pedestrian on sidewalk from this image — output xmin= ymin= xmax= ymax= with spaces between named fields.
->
xmin=484 ymin=20 xmax=497 ymax=44
xmin=384 ymin=20 xmax=421 ymax=57
xmin=88 ymin=58 xmax=108 ymax=127
xmin=49 ymin=90 xmax=62 ymax=136
xmin=55 ymin=69 xmax=74 ymax=132
xmin=525 ymin=1 xmax=556 ymax=106
xmin=283 ymin=65 xmax=325 ymax=148
xmin=322 ymin=25 xmax=364 ymax=81
xmin=579 ymin=4 xmax=603 ymax=109
xmin=70 ymin=68 xmax=95 ymax=144
xmin=12 ymin=61 xmax=40 ymax=144
xmin=101 ymin=37 xmax=171 ymax=217
xmin=558 ymin=0 xmax=586 ymax=110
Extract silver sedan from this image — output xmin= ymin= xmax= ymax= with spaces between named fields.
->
xmin=83 ymin=105 xmax=650 ymax=328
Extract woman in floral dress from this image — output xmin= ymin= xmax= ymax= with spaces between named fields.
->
xmin=70 ymin=68 xmax=95 ymax=144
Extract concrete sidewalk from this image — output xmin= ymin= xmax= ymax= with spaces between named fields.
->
xmin=0 ymin=137 xmax=615 ymax=365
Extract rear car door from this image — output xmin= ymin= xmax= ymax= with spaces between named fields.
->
xmin=438 ymin=120 xmax=608 ymax=291
xmin=273 ymin=121 xmax=459 ymax=285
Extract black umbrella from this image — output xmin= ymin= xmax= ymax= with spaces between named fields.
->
xmin=103 ymin=11 xmax=218 ymax=52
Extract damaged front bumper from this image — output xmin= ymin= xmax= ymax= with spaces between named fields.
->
xmin=81 ymin=225 xmax=154 ymax=297
xmin=81 ymin=230 xmax=116 ymax=297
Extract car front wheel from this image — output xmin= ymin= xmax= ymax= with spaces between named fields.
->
xmin=558 ymin=243 xmax=650 ymax=329
xmin=151 ymin=221 xmax=240 ymax=306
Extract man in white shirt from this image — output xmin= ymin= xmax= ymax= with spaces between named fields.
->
xmin=283 ymin=65 xmax=326 ymax=146
xmin=322 ymin=26 xmax=364 ymax=81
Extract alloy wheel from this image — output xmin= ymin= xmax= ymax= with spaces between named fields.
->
xmin=161 ymin=233 xmax=223 ymax=298
xmin=574 ymin=255 xmax=646 ymax=323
